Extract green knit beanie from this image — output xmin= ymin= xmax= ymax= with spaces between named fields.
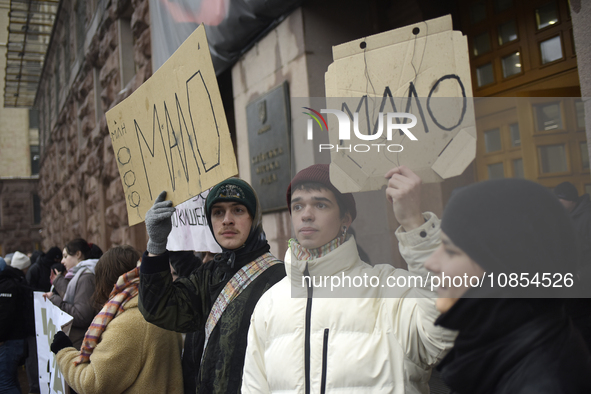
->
xmin=206 ymin=178 xmax=257 ymax=219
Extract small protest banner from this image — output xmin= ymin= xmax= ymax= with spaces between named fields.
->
xmin=106 ymin=24 xmax=238 ymax=226
xmin=34 ymin=292 xmax=73 ymax=394
xmin=167 ymin=188 xmax=222 ymax=253
xmin=324 ymin=15 xmax=476 ymax=192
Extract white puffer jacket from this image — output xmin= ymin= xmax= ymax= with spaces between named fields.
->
xmin=242 ymin=212 xmax=456 ymax=394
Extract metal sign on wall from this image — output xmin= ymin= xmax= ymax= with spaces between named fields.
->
xmin=246 ymin=82 xmax=291 ymax=212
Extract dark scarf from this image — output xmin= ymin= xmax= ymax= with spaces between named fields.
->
xmin=436 ymin=297 xmax=566 ymax=394
xmin=211 ymin=226 xmax=270 ymax=276
xmin=435 ymin=179 xmax=588 ymax=393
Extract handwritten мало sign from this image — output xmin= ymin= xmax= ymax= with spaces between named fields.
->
xmin=106 ymin=25 xmax=238 ymax=226
xmin=324 ymin=15 xmax=476 ymax=192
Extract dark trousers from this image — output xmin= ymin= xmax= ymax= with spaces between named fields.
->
xmin=0 ymin=339 xmax=25 ymax=394
xmin=25 ymin=335 xmax=40 ymax=393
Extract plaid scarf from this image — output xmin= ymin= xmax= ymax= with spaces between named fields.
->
xmin=74 ymin=266 xmax=140 ymax=365
xmin=289 ymin=234 xmax=345 ymax=261
xmin=201 ymin=252 xmax=281 ymax=363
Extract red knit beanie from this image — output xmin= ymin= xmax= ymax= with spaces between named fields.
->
xmin=286 ymin=164 xmax=357 ymax=221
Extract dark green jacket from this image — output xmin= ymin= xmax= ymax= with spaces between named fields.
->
xmin=138 ymin=250 xmax=285 ymax=394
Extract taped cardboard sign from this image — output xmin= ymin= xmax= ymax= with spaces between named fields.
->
xmin=106 ymin=25 xmax=238 ymax=226
xmin=324 ymin=15 xmax=476 ymax=192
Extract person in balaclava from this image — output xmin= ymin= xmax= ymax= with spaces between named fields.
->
xmin=425 ymin=178 xmax=591 ymax=394
xmin=27 ymin=246 xmax=62 ymax=292
xmin=138 ymin=178 xmax=285 ymax=394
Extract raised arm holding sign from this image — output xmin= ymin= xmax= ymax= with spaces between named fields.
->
xmin=242 ymin=163 xmax=456 ymax=394
xmin=105 ymin=24 xmax=285 ymax=394
xmin=138 ymin=178 xmax=285 ymax=393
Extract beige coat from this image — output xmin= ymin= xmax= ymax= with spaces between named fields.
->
xmin=56 ymin=295 xmax=183 ymax=394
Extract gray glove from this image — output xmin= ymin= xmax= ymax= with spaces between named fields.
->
xmin=145 ymin=191 xmax=175 ymax=255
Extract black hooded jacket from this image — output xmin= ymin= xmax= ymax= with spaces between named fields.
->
xmin=0 ymin=266 xmax=34 ymax=341
xmin=437 ymin=299 xmax=591 ymax=394
xmin=438 ymin=179 xmax=591 ymax=394
xmin=139 ymin=249 xmax=285 ymax=394
xmin=26 ymin=254 xmax=54 ymax=292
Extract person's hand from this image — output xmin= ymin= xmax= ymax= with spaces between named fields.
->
xmin=385 ymin=166 xmax=424 ymax=231
xmin=42 ymin=292 xmax=53 ymax=300
xmin=51 ymin=331 xmax=73 ymax=354
xmin=49 ymin=268 xmax=60 ymax=284
xmin=145 ymin=191 xmax=175 ymax=255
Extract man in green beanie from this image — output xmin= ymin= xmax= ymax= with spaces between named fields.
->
xmin=138 ymin=178 xmax=285 ymax=394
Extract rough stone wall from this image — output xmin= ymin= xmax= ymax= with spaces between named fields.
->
xmin=38 ymin=0 xmax=151 ymax=252
xmin=0 ymin=179 xmax=42 ymax=254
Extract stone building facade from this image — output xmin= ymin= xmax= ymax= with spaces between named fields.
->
xmin=37 ymin=0 xmax=151 ymax=251
xmin=0 ymin=179 xmax=42 ymax=254
xmin=0 ymin=1 xmax=41 ymax=255
xmin=32 ymin=0 xmax=590 ymax=261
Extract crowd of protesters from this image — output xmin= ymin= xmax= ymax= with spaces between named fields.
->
xmin=2 ymin=165 xmax=591 ymax=394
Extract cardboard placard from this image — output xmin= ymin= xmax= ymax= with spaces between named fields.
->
xmin=34 ymin=292 xmax=73 ymax=394
xmin=106 ymin=25 xmax=238 ymax=225
xmin=324 ymin=15 xmax=476 ymax=192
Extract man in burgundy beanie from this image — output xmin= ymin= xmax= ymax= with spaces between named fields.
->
xmin=243 ymin=164 xmax=455 ymax=394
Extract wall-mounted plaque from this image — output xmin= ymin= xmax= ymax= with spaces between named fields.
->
xmin=246 ymin=82 xmax=291 ymax=212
